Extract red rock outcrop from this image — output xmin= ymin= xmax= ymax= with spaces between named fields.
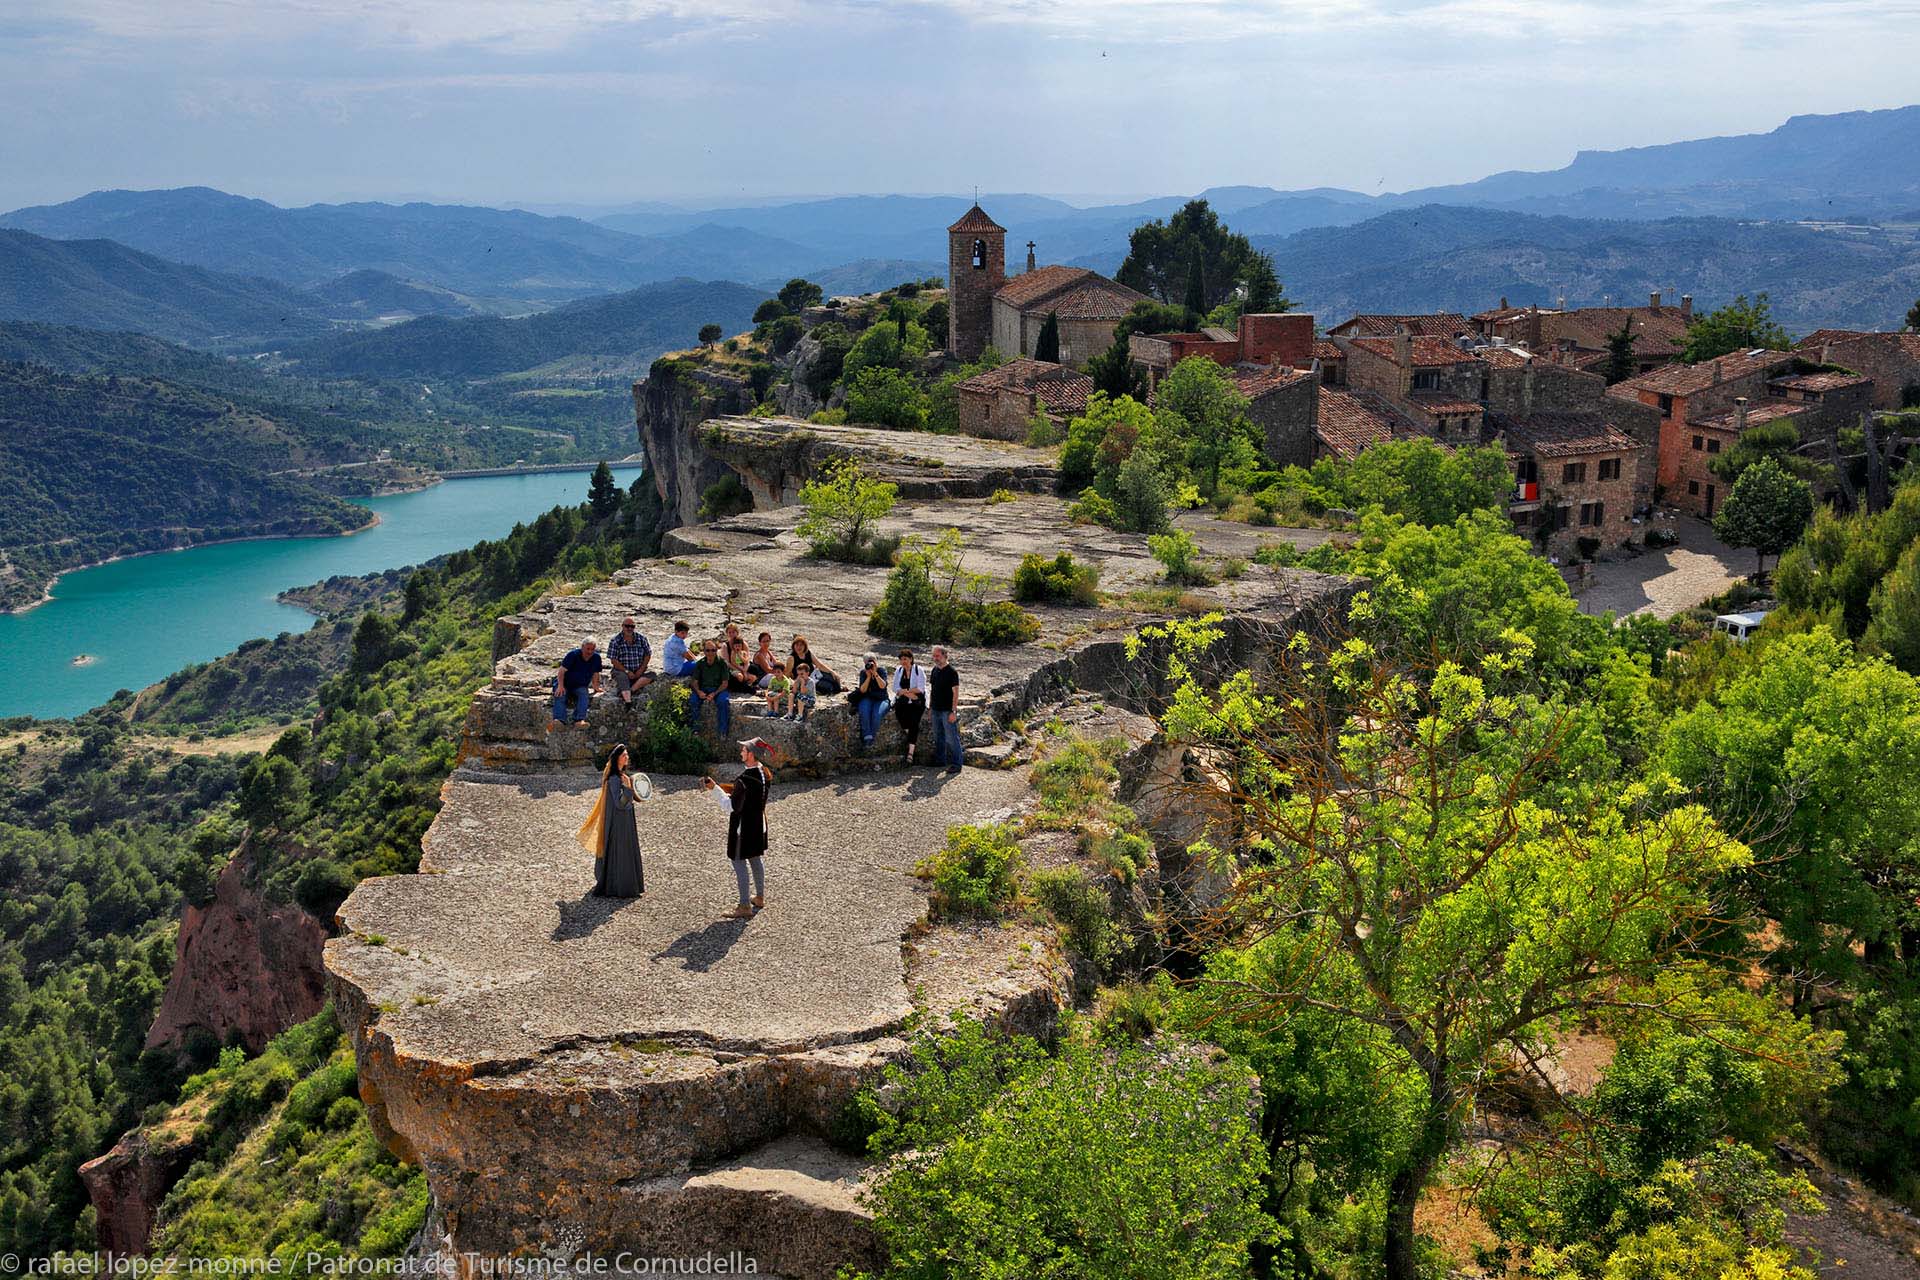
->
xmin=77 ymin=1115 xmax=204 ymax=1256
xmin=145 ymin=848 xmax=329 ymax=1055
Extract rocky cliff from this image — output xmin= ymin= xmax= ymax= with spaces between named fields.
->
xmin=633 ymin=360 xmax=755 ymax=529
xmin=145 ymin=848 xmax=329 ymax=1055
xmin=327 ymin=411 xmax=1359 ymax=1274
xmin=78 ymin=1113 xmax=205 ymax=1257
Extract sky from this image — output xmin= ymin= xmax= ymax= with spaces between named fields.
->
xmin=1 ymin=0 xmax=1918 ymax=212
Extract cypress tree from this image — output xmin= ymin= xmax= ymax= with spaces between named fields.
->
xmin=588 ymin=461 xmax=620 ymax=517
xmin=1182 ymin=247 xmax=1207 ymax=322
xmin=1035 ymin=312 xmax=1061 ymax=364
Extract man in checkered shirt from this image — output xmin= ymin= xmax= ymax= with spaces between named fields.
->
xmin=606 ymin=617 xmax=654 ymax=705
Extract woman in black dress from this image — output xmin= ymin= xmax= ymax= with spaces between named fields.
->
xmin=704 ymin=738 xmax=772 ymax=919
xmin=593 ymin=745 xmax=646 ymax=898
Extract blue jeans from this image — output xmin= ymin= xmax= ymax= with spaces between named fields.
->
xmin=689 ymin=687 xmax=731 ymax=736
xmin=930 ymin=711 xmax=963 ymax=768
xmin=857 ymin=696 xmax=887 ymax=745
xmin=551 ymin=686 xmax=591 ymax=724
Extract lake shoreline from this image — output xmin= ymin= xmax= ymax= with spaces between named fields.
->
xmin=1 ymin=510 xmax=387 ymax=619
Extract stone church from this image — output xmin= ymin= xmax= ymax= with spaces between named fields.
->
xmin=945 ymin=204 xmax=1146 ymax=370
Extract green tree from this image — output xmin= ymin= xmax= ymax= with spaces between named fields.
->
xmin=854 ymin=1026 xmax=1274 ymax=1280
xmin=765 ymin=314 xmax=805 ymax=358
xmin=1033 ymin=311 xmax=1060 ymax=364
xmin=1182 ymin=245 xmax=1208 ymax=317
xmin=697 ymin=323 xmax=723 ymax=346
xmin=844 ymin=366 xmax=928 ymax=431
xmin=752 ymin=299 xmax=787 ymax=324
xmin=1713 ymin=456 xmax=1813 ymax=577
xmin=1059 ymin=392 xmax=1156 ymax=493
xmin=238 ymin=755 xmax=309 ymax=833
xmin=1086 ymin=300 xmax=1191 ymax=399
xmin=1603 ymin=317 xmax=1637 ymax=383
xmin=1865 ymin=538 xmax=1920 ymax=670
xmin=1116 ymin=199 xmax=1285 ymax=314
xmin=777 ymin=278 xmax=824 ymax=314
xmin=1144 ymin=618 xmax=1768 ymax=1280
xmin=1708 ymin=416 xmax=1831 ymax=488
xmin=1681 ymin=293 xmax=1792 ymax=363
xmin=843 ymin=314 xmax=933 ymax=384
xmin=587 ymin=461 xmax=620 ymax=517
xmin=794 ymin=457 xmax=898 ymax=561
xmin=1906 ymin=296 xmax=1920 ymax=332
xmin=1153 ymin=356 xmax=1257 ymax=502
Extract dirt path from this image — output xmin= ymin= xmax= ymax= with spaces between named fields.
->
xmin=1578 ymin=514 xmax=1748 ymax=619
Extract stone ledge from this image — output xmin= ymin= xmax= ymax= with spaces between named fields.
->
xmin=700 ymin=416 xmax=1060 ymax=508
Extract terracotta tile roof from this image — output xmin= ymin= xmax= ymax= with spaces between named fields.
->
xmin=1490 ymin=411 xmax=1640 ymax=458
xmin=1230 ymin=365 xmax=1312 ymax=399
xmin=1316 ymin=389 xmax=1413 ymax=459
xmin=993 ymin=265 xmax=1147 ymax=321
xmin=1475 ymin=345 xmax=1533 ymax=369
xmin=1409 ymin=391 xmax=1485 ymax=415
xmin=955 ymin=357 xmax=1092 ymax=415
xmin=947 ymin=203 xmax=1005 ymax=234
xmin=1690 ymin=401 xmax=1811 ymax=433
xmin=1312 ymin=340 xmax=1345 ymax=363
xmin=1611 ymin=347 xmax=1796 ymax=397
xmin=1771 ymin=371 xmax=1872 ymax=393
xmin=1795 ymin=330 xmax=1920 ymax=360
xmin=1542 ymin=307 xmax=1690 ymax=356
xmin=1330 ymin=313 xmax=1472 ymax=338
xmin=1349 ymin=335 xmax=1481 ymax=367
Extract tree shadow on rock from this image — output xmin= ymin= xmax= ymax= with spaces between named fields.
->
xmin=552 ymin=891 xmax=628 ymax=942
xmin=654 ymin=916 xmax=751 ymax=972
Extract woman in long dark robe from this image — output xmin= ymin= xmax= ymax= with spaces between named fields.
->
xmin=704 ymin=738 xmax=772 ymax=918
xmin=593 ymin=745 xmax=646 ymax=898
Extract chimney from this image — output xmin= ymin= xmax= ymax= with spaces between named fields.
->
xmin=1393 ymin=325 xmax=1412 ymax=371
xmin=1526 ymin=304 xmax=1542 ymax=352
xmin=1025 ymin=240 xmax=1036 ymax=274
xmin=1499 ymin=296 xmax=1509 ymax=310
xmin=1735 ymin=396 xmax=1749 ymax=433
xmin=1820 ymin=341 xmax=1833 ymax=365
xmin=1650 ymin=290 xmax=1662 ymax=309
xmin=1713 ymin=361 xmax=1723 ymax=385
xmin=1681 ymin=294 xmax=1693 ymax=322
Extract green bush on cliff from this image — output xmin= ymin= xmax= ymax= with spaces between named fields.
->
xmin=917 ymin=822 xmax=1023 ymax=919
xmin=849 ymin=1023 xmax=1274 ymax=1279
xmin=796 ymin=457 xmax=899 ymax=563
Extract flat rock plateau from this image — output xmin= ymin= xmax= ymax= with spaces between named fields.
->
xmin=325 ymin=414 xmax=1357 ymax=1276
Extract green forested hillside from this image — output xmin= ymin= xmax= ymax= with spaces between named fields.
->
xmin=0 ymin=476 xmax=665 ymax=1258
xmin=0 ymin=363 xmax=379 ymax=610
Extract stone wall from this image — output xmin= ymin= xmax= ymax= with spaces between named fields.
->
xmin=1251 ymin=378 xmax=1320 ymax=469
xmin=1810 ymin=335 xmax=1920 ymax=410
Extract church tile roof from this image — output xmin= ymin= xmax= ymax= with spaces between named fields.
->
xmin=947 ymin=203 xmax=1005 ymax=234
xmin=994 ymin=265 xmax=1147 ymax=320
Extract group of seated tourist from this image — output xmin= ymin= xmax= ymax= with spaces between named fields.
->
xmin=546 ymin=619 xmax=964 ymax=771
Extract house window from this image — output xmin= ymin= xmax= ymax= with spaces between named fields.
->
xmin=1412 ymin=370 xmax=1440 ymax=391
xmin=1688 ymin=480 xmax=1700 ymax=496
xmin=1658 ymin=394 xmax=1674 ymax=415
xmin=1551 ymin=505 xmax=1572 ymax=531
xmin=1690 ymin=435 xmax=1704 ymax=451
xmin=1515 ymin=456 xmax=1539 ymax=484
xmin=1706 ymin=438 xmax=1720 ymax=454
xmin=1579 ymin=501 xmax=1605 ymax=527
xmin=1561 ymin=462 xmax=1587 ymax=484
xmin=971 ymin=239 xmax=987 ymax=270
xmin=1598 ymin=458 xmax=1621 ymax=481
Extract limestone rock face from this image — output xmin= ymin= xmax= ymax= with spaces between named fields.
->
xmin=145 ymin=849 xmax=328 ymax=1055
xmin=634 ymin=364 xmax=755 ymax=529
xmin=78 ymin=1122 xmax=202 ymax=1256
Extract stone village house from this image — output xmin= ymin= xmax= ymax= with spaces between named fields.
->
xmin=945 ymin=204 xmax=1146 ymax=369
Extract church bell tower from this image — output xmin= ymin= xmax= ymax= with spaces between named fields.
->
xmin=946 ymin=203 xmax=1005 ymax=362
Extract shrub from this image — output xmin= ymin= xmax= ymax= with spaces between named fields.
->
xmin=1067 ymin=490 xmax=1119 ymax=528
xmin=292 ymin=858 xmax=356 ymax=915
xmin=1148 ymin=530 xmax=1211 ymax=584
xmin=1024 ymin=412 xmax=1060 ymax=447
xmin=698 ymin=474 xmax=753 ymax=520
xmin=1113 ymin=448 xmax=1172 ymax=534
xmin=1029 ymin=868 xmax=1117 ymax=968
xmin=1011 ymin=552 xmax=1100 ymax=606
xmin=746 ymin=362 xmax=779 ymax=401
xmin=1090 ymin=829 xmax=1153 ymax=883
xmin=963 ymin=600 xmax=1040 ymax=646
xmin=1646 ymin=527 xmax=1681 ymax=548
xmin=698 ymin=323 xmax=723 ymax=345
xmin=986 ymin=488 xmax=1018 ymax=505
xmin=797 ymin=457 xmax=898 ymax=562
xmin=766 ymin=314 xmax=806 ymax=358
xmin=629 ymin=692 xmax=709 ymax=771
xmin=917 ymin=822 xmax=1023 ymax=918
xmin=752 ymin=299 xmax=787 ymax=323
xmin=1253 ymin=541 xmax=1300 ymax=568
xmin=845 ymin=366 xmax=928 ymax=430
xmin=869 ymin=551 xmax=948 ymax=643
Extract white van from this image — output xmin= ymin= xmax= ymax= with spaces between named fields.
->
xmin=1712 ymin=610 xmax=1771 ymax=642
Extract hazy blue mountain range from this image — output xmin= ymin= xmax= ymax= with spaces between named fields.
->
xmin=286 ymin=277 xmax=770 ymax=379
xmin=0 ymin=230 xmax=340 ymax=346
xmin=1220 ymin=206 xmax=1920 ymax=333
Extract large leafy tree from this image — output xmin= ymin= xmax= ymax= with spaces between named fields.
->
xmin=777 ymin=277 xmax=824 ymax=314
xmin=1152 ymin=356 xmax=1257 ymax=502
xmin=1681 ymin=293 xmax=1791 ymax=363
xmin=1116 ymin=200 xmax=1284 ymax=315
xmin=1144 ymin=617 xmax=1765 ymax=1280
xmin=1713 ymin=455 xmax=1813 ymax=577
